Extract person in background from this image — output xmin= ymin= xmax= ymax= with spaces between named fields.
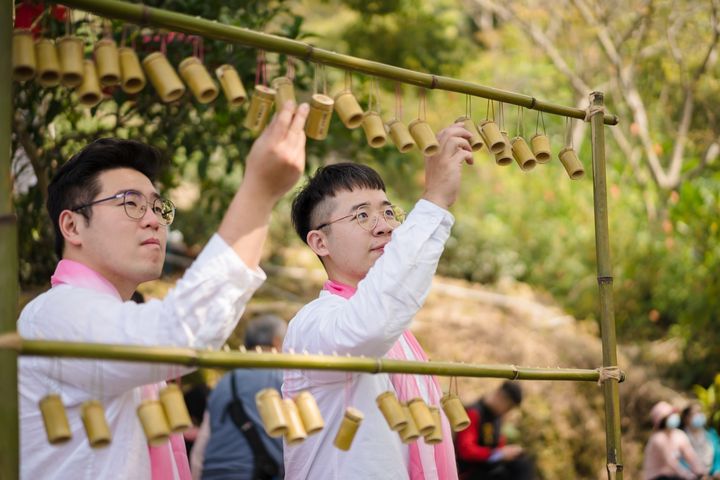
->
xmin=456 ymin=381 xmax=534 ymax=480
xmin=191 ymin=315 xmax=287 ymax=480
xmin=681 ymin=403 xmax=720 ymax=479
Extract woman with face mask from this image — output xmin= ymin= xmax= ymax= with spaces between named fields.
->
xmin=643 ymin=401 xmax=709 ymax=480
xmin=681 ymin=404 xmax=720 ymax=479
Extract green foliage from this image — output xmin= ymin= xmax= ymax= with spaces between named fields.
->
xmin=693 ymin=374 xmax=720 ymax=430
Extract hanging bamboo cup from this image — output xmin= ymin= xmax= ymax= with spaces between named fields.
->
xmin=255 ymin=388 xmax=288 ymax=437
xmin=243 ymin=85 xmax=276 ymax=134
xmin=387 ymin=119 xmax=415 ymax=153
xmin=306 ymin=94 xmax=335 ymax=141
xmin=35 ymin=38 xmax=61 ymax=87
xmin=39 ymin=394 xmax=72 ymax=445
xmin=480 ymin=120 xmax=505 ymax=154
xmin=362 ymin=111 xmax=387 ymax=148
xmin=57 ymin=36 xmax=84 ymax=88
xmin=559 ymin=147 xmax=585 ymax=179
xmin=216 ymin=64 xmax=246 ymax=107
xmin=493 ymin=132 xmax=513 ymax=166
xmin=334 ymin=90 xmax=364 ymax=129
xmin=179 ymin=56 xmax=218 ymax=104
xmin=94 ymin=39 xmax=120 ymax=87
xmin=333 ymin=407 xmax=363 ymax=451
xmin=137 ymin=400 xmax=171 ymax=446
xmin=424 ymin=406 xmax=443 ymax=444
xmin=118 ymin=47 xmax=146 ymax=94
xmin=81 ymin=400 xmax=112 ymax=448
xmin=440 ymin=393 xmax=470 ymax=432
xmin=12 ymin=29 xmax=36 ymax=81
xmin=295 ymin=391 xmax=324 ymax=435
xmin=409 ymin=120 xmax=440 ymax=156
xmin=456 ymin=116 xmax=484 ymax=152
xmin=511 ymin=136 xmax=537 ymax=171
xmin=77 ymin=60 xmax=103 ymax=107
xmin=398 ymin=404 xmax=420 ymax=443
xmin=159 ymin=384 xmax=192 ymax=433
xmin=376 ymin=391 xmax=408 ymax=431
xmin=272 ymin=76 xmax=296 ymax=109
xmin=282 ymin=398 xmax=308 ymax=446
xmin=142 ymin=52 xmax=186 ymax=103
xmin=407 ymin=398 xmax=435 ymax=436
xmin=531 ymin=134 xmax=552 ymax=163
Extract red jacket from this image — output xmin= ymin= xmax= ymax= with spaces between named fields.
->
xmin=456 ymin=402 xmax=507 ymax=462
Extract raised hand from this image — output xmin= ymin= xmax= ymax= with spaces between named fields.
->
xmin=422 ymin=122 xmax=473 ymax=209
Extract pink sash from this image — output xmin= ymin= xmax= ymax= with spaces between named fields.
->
xmin=51 ymin=260 xmax=191 ymax=480
xmin=323 ymin=280 xmax=457 ymax=480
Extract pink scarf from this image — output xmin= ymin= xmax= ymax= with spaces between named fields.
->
xmin=51 ymin=260 xmax=191 ymax=480
xmin=323 ymin=280 xmax=457 ymax=480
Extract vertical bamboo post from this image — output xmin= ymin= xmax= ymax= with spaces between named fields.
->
xmin=589 ymin=91 xmax=623 ymax=480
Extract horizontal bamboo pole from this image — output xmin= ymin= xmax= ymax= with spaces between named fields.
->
xmin=54 ymin=0 xmax=618 ymax=126
xmin=0 ymin=333 xmax=624 ymax=382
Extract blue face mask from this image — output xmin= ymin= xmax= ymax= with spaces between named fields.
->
xmin=691 ymin=413 xmax=707 ymax=429
xmin=666 ymin=413 xmax=681 ymax=429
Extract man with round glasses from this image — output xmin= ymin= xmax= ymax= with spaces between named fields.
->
xmin=283 ymin=122 xmax=474 ymax=479
xmin=18 ymin=102 xmax=310 ymax=479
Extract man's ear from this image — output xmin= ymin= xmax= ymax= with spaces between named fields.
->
xmin=58 ymin=210 xmax=84 ymax=249
xmin=306 ymin=229 xmax=330 ymax=258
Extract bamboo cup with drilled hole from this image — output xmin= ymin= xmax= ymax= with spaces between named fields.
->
xmin=118 ymin=47 xmax=146 ymax=94
xmin=216 ymin=64 xmax=246 ymax=106
xmin=493 ymin=132 xmax=513 ymax=166
xmin=94 ymin=39 xmax=120 ymax=87
xmin=409 ymin=119 xmax=439 ymax=156
xmin=456 ymin=116 xmax=484 ymax=152
xmin=282 ymin=398 xmax=307 ymax=445
xmin=272 ymin=76 xmax=296 ymax=109
xmin=255 ymin=388 xmax=288 ymax=437
xmin=57 ymin=36 xmax=84 ymax=88
xmin=480 ymin=120 xmax=505 ymax=154
xmin=12 ymin=29 xmax=36 ymax=81
xmin=511 ymin=136 xmax=537 ymax=171
xmin=81 ymin=400 xmax=112 ymax=448
xmin=376 ymin=391 xmax=408 ymax=432
xmin=39 ymin=394 xmax=72 ymax=444
xmin=362 ymin=111 xmax=387 ymax=148
xmin=334 ymin=90 xmax=364 ymax=129
xmin=306 ymin=93 xmax=334 ymax=140
xmin=559 ymin=147 xmax=585 ymax=179
xmin=333 ymin=407 xmax=363 ymax=451
xmin=143 ymin=52 xmax=185 ymax=103
xmin=77 ymin=60 xmax=102 ymax=107
xmin=243 ymin=85 xmax=276 ymax=134
xmin=531 ymin=133 xmax=551 ymax=163
xmin=398 ymin=404 xmax=420 ymax=443
xmin=387 ymin=119 xmax=415 ymax=153
xmin=35 ymin=38 xmax=61 ymax=87
xmin=424 ymin=406 xmax=443 ymax=444
xmin=295 ymin=391 xmax=324 ymax=435
xmin=159 ymin=384 xmax=192 ymax=433
xmin=440 ymin=394 xmax=470 ymax=432
xmin=179 ymin=56 xmax=218 ymax=104
xmin=137 ymin=400 xmax=171 ymax=446
xmin=407 ymin=398 xmax=435 ymax=436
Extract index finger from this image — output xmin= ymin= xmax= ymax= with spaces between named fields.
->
xmin=267 ymin=100 xmax=297 ymax=135
xmin=288 ymin=102 xmax=310 ymax=134
xmin=437 ymin=124 xmax=473 ymax=144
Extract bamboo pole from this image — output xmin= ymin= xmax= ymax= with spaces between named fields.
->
xmin=589 ymin=92 xmax=624 ymax=480
xmin=53 ymin=0 xmax=619 ymax=126
xmin=1 ymin=0 xmax=19 ymax=478
xmin=0 ymin=333 xmax=625 ymax=383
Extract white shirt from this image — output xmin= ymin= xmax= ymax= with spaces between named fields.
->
xmin=282 ymin=199 xmax=454 ymax=480
xmin=18 ymin=234 xmax=265 ymax=480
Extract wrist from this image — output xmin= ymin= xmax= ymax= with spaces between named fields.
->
xmin=422 ymin=191 xmax=452 ymax=210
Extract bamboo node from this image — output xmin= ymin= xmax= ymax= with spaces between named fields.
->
xmin=584 ymin=105 xmax=605 ymax=122
xmin=0 ymin=332 xmax=22 ymax=350
xmin=510 ymin=365 xmax=519 ymax=380
xmin=596 ymin=366 xmax=622 ymax=386
xmin=430 ymin=75 xmax=439 ymax=89
xmin=529 ymin=97 xmax=536 ymax=110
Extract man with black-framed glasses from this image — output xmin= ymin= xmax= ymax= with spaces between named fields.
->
xmin=18 ymin=101 xmax=310 ymax=479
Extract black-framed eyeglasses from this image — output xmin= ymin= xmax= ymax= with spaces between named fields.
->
xmin=315 ymin=204 xmax=405 ymax=232
xmin=71 ymin=190 xmax=176 ymax=226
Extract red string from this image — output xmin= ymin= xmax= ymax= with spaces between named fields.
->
xmin=255 ymin=50 xmax=267 ymax=86
xmin=286 ymin=56 xmax=295 ymax=80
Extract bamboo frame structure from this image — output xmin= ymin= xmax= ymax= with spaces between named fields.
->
xmin=1 ymin=2 xmax=625 ymax=479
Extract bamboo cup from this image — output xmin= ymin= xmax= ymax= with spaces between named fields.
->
xmin=255 ymin=388 xmax=288 ymax=437
xmin=142 ymin=52 xmax=186 ymax=103
xmin=295 ymin=391 xmax=324 ymax=435
xmin=387 ymin=119 xmax=416 ymax=153
xmin=81 ymin=400 xmax=112 ymax=448
xmin=39 ymin=394 xmax=72 ymax=445
xmin=12 ymin=29 xmax=36 ymax=81
xmin=272 ymin=76 xmax=296 ymax=109
xmin=282 ymin=398 xmax=308 ymax=446
xmin=137 ymin=400 xmax=171 ymax=446
xmin=409 ymin=119 xmax=439 ymax=156
xmin=456 ymin=116 xmax=484 ymax=152
xmin=334 ymin=90 xmax=364 ymax=129
xmin=424 ymin=406 xmax=443 ymax=444
xmin=77 ymin=60 xmax=103 ymax=107
xmin=511 ymin=136 xmax=537 ymax=171
xmin=306 ymin=94 xmax=334 ymax=140
xmin=376 ymin=391 xmax=408 ymax=432
xmin=119 ymin=47 xmax=146 ymax=94
xmin=480 ymin=120 xmax=505 ymax=154
xmin=94 ymin=39 xmax=121 ymax=87
xmin=57 ymin=36 xmax=84 ymax=88
xmin=179 ymin=56 xmax=218 ymax=104
xmin=531 ymin=133 xmax=552 ymax=163
xmin=243 ymin=85 xmax=276 ymax=134
xmin=440 ymin=394 xmax=470 ymax=432
xmin=398 ymin=404 xmax=420 ymax=443
xmin=493 ymin=132 xmax=513 ymax=166
xmin=216 ymin=64 xmax=247 ymax=107
xmin=362 ymin=111 xmax=387 ymax=148
xmin=407 ymin=398 xmax=435 ymax=436
xmin=559 ymin=147 xmax=585 ymax=179
xmin=159 ymin=384 xmax=192 ymax=433
xmin=333 ymin=407 xmax=363 ymax=451
xmin=35 ymin=38 xmax=61 ymax=87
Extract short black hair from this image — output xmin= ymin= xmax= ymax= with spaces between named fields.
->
xmin=500 ymin=381 xmax=523 ymax=406
xmin=47 ymin=138 xmax=162 ymax=259
xmin=244 ymin=315 xmax=287 ymax=349
xmin=290 ymin=162 xmax=386 ymax=243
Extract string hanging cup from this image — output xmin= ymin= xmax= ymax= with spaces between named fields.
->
xmin=334 ymin=72 xmax=364 ymax=129
xmin=440 ymin=378 xmax=470 ymax=432
xmin=511 ymin=108 xmax=537 ymax=171
xmin=81 ymin=400 xmax=112 ymax=448
xmin=244 ymin=51 xmax=276 ymax=134
xmin=142 ymin=35 xmax=185 ymax=103
xmin=77 ymin=59 xmax=103 ymax=107
xmin=333 ymin=407 xmax=364 ymax=451
xmin=492 ymin=103 xmax=514 ymax=166
xmin=159 ymin=383 xmax=192 ymax=433
xmin=39 ymin=394 xmax=72 ymax=445
xmin=94 ymin=24 xmax=121 ymax=87
xmin=305 ymin=64 xmax=334 ymax=141
xmin=559 ymin=117 xmax=585 ymax=179
xmin=361 ymin=78 xmax=387 ymax=148
xmin=118 ymin=28 xmax=146 ymax=94
xmin=282 ymin=398 xmax=308 ymax=445
xmin=408 ymin=89 xmax=439 ymax=155
xmin=57 ymin=14 xmax=84 ymax=89
xmin=255 ymin=388 xmax=288 ymax=437
xmin=179 ymin=37 xmax=218 ymax=104
xmin=137 ymin=394 xmax=171 ymax=446
xmin=12 ymin=28 xmax=36 ymax=81
xmin=387 ymin=84 xmax=415 ymax=153
xmin=398 ymin=403 xmax=420 ymax=443
xmin=35 ymin=38 xmax=61 ymax=87
xmin=216 ymin=64 xmax=247 ymax=107
xmin=376 ymin=391 xmax=408 ymax=432
xmin=423 ymin=406 xmax=444 ymax=444
xmin=531 ymin=111 xmax=552 ymax=163
xmin=480 ymin=100 xmax=506 ymax=155
xmin=294 ymin=391 xmax=324 ymax=435
xmin=457 ymin=96 xmax=484 ymax=152
xmin=271 ymin=58 xmax=296 ymax=109
xmin=407 ymin=397 xmax=435 ymax=436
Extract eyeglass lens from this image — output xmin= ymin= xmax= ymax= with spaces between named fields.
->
xmin=356 ymin=205 xmax=403 ymax=231
xmin=122 ymin=191 xmax=175 ymax=225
